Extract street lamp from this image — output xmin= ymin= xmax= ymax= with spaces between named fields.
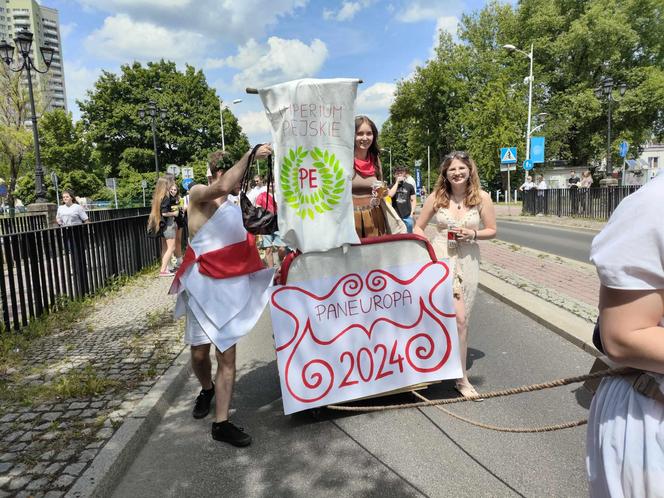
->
xmin=220 ymin=98 xmax=242 ymax=152
xmin=594 ymin=77 xmax=627 ymax=174
xmin=504 ymin=43 xmax=534 ymax=161
xmin=0 ymin=30 xmax=55 ymax=203
xmin=138 ymin=101 xmax=167 ymax=175
xmin=380 ymin=147 xmax=392 ymax=184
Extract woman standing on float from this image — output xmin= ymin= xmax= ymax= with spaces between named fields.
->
xmin=352 ymin=115 xmax=387 ymax=238
xmin=414 ymin=151 xmax=496 ymax=399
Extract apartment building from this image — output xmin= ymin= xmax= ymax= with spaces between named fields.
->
xmin=1 ymin=0 xmax=67 ymax=112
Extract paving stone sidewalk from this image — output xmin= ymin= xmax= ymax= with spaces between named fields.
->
xmin=0 ymin=274 xmax=183 ymax=497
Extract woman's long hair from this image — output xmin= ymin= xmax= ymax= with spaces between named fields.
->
xmin=354 ymin=115 xmax=382 ymax=180
xmin=433 ymin=151 xmax=482 ymax=210
xmin=148 ymin=177 xmax=172 ymax=233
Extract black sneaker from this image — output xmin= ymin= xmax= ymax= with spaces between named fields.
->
xmin=211 ymin=420 xmax=252 ymax=447
xmin=192 ymin=385 xmax=215 ymax=419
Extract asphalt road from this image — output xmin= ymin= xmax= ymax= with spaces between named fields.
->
xmin=113 ymin=290 xmax=595 ymax=498
xmin=495 ymin=220 xmax=597 ymax=263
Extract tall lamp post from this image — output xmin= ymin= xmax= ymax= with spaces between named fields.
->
xmin=138 ymin=101 xmax=167 ymax=175
xmin=220 ymin=98 xmax=242 ymax=152
xmin=0 ymin=30 xmax=55 ymax=203
xmin=594 ymin=77 xmax=627 ymax=175
xmin=380 ymin=147 xmax=392 ymax=184
xmin=504 ymin=43 xmax=534 ymax=162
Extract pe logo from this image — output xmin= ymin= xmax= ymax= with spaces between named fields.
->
xmin=280 ymin=147 xmax=345 ymax=220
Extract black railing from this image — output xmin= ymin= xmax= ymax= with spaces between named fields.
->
xmin=86 ymin=207 xmax=151 ymax=222
xmin=522 ymin=186 xmax=641 ymax=219
xmin=0 ymin=215 xmax=160 ymax=333
xmin=0 ymin=213 xmax=48 ymax=235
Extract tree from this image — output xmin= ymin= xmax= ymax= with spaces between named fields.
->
xmin=0 ymin=65 xmax=35 ymax=208
xmin=78 ymin=60 xmax=249 ymax=176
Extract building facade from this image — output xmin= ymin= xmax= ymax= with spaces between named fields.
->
xmin=2 ymin=0 xmax=67 ymax=112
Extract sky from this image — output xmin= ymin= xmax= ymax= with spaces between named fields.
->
xmin=49 ymin=0 xmax=491 ymax=144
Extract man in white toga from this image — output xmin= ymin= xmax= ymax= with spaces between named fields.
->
xmin=170 ymin=144 xmax=273 ymax=446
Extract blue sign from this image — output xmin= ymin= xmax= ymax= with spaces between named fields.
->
xmin=530 ymin=137 xmax=545 ymax=163
xmin=181 ymin=177 xmax=194 ymax=191
xmin=0 ymin=184 xmax=6 ymax=197
xmin=415 ymin=168 xmax=422 ymax=190
xmin=500 ymin=147 xmax=517 ymax=164
xmin=522 ymin=159 xmax=534 ymax=171
xmin=619 ymin=140 xmax=629 ymax=158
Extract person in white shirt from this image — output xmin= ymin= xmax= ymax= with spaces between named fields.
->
xmin=56 ymin=190 xmax=89 ymax=226
xmin=535 ymin=175 xmax=548 ymax=214
xmin=586 ymin=173 xmax=664 ymax=497
xmin=519 ymin=175 xmax=535 ymax=191
xmin=246 ymin=175 xmax=266 ymax=205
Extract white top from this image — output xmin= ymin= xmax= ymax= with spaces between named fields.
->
xmin=590 ymin=174 xmax=664 ymax=290
xmin=56 ymin=203 xmax=88 ymax=226
xmin=247 ymin=185 xmax=266 ymax=205
xmin=537 ymin=180 xmax=548 ymax=190
xmin=520 ymin=180 xmax=535 ymax=190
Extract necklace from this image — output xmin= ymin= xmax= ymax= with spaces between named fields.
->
xmin=450 ymin=196 xmax=464 ymax=210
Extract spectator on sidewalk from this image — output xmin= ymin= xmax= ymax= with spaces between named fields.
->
xmin=519 ymin=175 xmax=535 ymax=191
xmin=247 ymin=175 xmax=266 ymax=205
xmin=536 ymin=175 xmax=548 ymax=214
xmin=388 ymin=166 xmax=416 ymax=233
xmin=169 ymin=145 xmax=274 ymax=447
xmin=414 ymin=151 xmax=496 ymax=400
xmin=586 ymin=172 xmax=664 ymax=497
xmin=56 ymin=189 xmax=89 ymax=226
xmin=579 ymin=170 xmax=593 ymax=214
xmin=568 ymin=170 xmax=581 ymax=214
xmin=169 ymin=184 xmax=185 ymax=270
xmin=147 ymin=177 xmax=178 ymax=277
xmin=255 ymin=188 xmax=287 ymax=268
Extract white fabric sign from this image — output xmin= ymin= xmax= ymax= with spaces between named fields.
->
xmin=259 ymin=78 xmax=361 ymax=253
xmin=269 ymin=261 xmax=462 ymax=414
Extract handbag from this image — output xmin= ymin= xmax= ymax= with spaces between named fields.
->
xmin=380 ymin=197 xmax=407 ymax=234
xmin=239 ymin=144 xmax=279 ymax=235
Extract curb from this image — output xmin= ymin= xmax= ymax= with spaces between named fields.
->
xmin=495 ymin=216 xmax=603 ymax=234
xmin=478 ymin=272 xmax=600 ymax=358
xmin=65 ymin=347 xmax=190 ymax=498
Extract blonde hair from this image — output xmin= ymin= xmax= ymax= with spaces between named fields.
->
xmin=433 ymin=151 xmax=482 ymax=210
xmin=147 ymin=177 xmax=173 ymax=233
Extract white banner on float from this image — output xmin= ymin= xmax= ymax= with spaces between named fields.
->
xmin=269 ymin=261 xmax=462 ymax=414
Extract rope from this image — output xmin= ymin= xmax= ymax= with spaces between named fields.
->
xmin=327 ymin=366 xmax=633 ymax=415
xmin=410 ymin=390 xmax=587 ymax=433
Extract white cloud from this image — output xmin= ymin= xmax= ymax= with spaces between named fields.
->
xmin=74 ymin=0 xmax=308 ymax=44
xmin=397 ymin=1 xmax=456 ymax=22
xmin=356 ymin=82 xmax=396 ymax=112
xmin=224 ymin=37 xmax=328 ymax=90
xmin=64 ymin=61 xmax=103 ymax=120
xmin=238 ymin=110 xmax=271 ymax=136
xmin=59 ymin=22 xmax=76 ymax=39
xmin=323 ymin=0 xmax=374 ymax=21
xmin=85 ymin=14 xmax=206 ymax=63
xmin=431 ymin=15 xmax=459 ymax=52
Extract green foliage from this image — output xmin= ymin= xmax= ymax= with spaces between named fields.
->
xmin=386 ymin=0 xmax=663 ymax=187
xmin=78 ymin=60 xmax=250 ymax=176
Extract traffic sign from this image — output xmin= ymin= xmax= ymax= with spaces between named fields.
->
xmin=141 ymin=180 xmax=148 ymax=189
xmin=500 ymin=164 xmax=516 ymax=172
xmin=500 ymin=147 xmax=517 ymax=164
xmin=619 ymin=140 xmax=629 ymax=158
xmin=522 ymin=159 xmax=534 ymax=171
xmin=182 ymin=178 xmax=194 ymax=191
xmin=0 ymin=184 xmax=7 ymax=197
xmin=181 ymin=167 xmax=194 ymax=179
xmin=166 ymin=164 xmax=180 ymax=176
xmin=414 ymin=159 xmax=422 ymax=168
xmin=105 ymin=178 xmax=117 ymax=189
xmin=415 ymin=168 xmax=422 ymax=190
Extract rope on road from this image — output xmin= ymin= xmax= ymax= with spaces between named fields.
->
xmin=410 ymin=390 xmax=587 ymax=433
xmin=327 ymin=367 xmax=633 ymax=432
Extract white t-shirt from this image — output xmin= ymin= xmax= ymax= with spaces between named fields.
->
xmin=520 ymin=181 xmax=535 ymax=191
xmin=590 ymin=173 xmax=664 ymax=290
xmin=247 ymin=186 xmax=266 ymax=205
xmin=537 ymin=180 xmax=548 ymax=190
xmin=57 ymin=203 xmax=88 ymax=226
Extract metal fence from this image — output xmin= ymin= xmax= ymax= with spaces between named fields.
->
xmin=521 ymin=186 xmax=641 ymax=219
xmin=86 ymin=207 xmax=151 ymax=222
xmin=0 ymin=215 xmax=160 ymax=333
xmin=0 ymin=213 xmax=49 ymax=235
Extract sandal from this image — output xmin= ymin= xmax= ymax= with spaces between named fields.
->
xmin=454 ymin=382 xmax=484 ymax=402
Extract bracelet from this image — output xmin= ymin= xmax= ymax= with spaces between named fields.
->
xmin=472 ymin=229 xmax=477 ymax=241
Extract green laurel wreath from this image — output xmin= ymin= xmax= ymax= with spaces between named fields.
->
xmin=280 ymin=146 xmax=346 ymax=220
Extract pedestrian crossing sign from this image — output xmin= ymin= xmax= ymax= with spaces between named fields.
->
xmin=500 ymin=147 xmax=517 ymax=164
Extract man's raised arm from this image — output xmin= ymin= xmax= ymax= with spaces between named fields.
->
xmin=190 ymin=144 xmax=272 ymax=204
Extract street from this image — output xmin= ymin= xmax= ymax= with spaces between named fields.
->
xmin=113 ymin=289 xmax=595 ymax=498
xmin=495 ymin=220 xmax=597 ymax=263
